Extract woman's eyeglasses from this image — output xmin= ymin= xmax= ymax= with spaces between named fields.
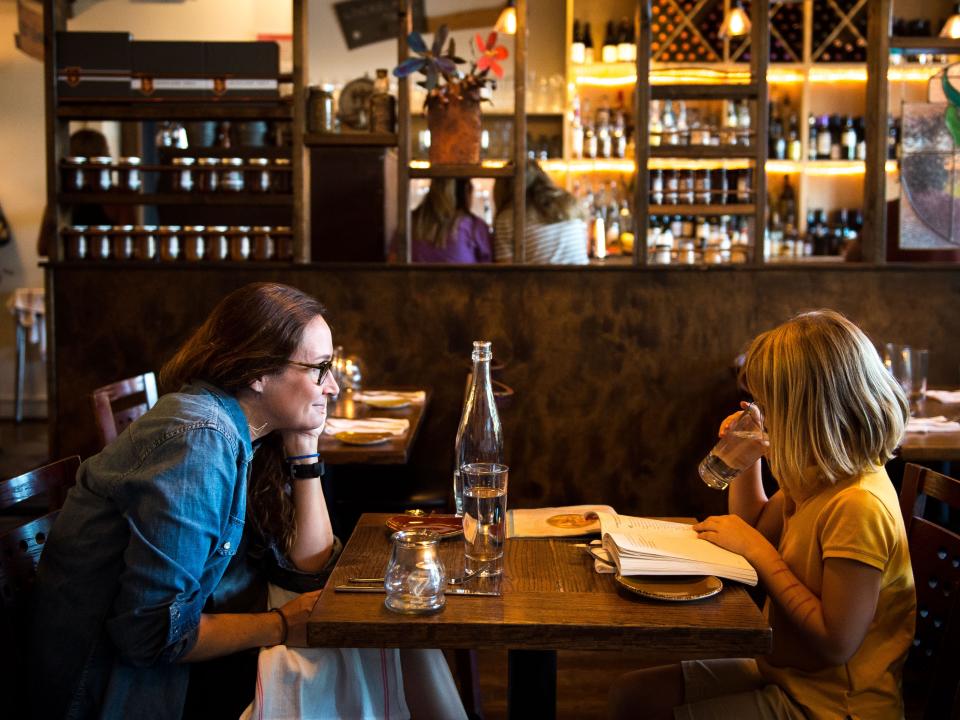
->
xmin=289 ymin=360 xmax=334 ymax=386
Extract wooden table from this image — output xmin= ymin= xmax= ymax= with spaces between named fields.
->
xmin=900 ymin=395 xmax=960 ymax=463
xmin=318 ymin=389 xmax=429 ymax=465
xmin=308 ymin=513 xmax=772 ymax=718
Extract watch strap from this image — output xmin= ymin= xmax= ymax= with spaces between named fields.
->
xmin=286 ymin=460 xmax=325 ymax=480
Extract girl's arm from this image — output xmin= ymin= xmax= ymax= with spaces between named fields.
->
xmin=694 ymin=515 xmax=882 ymax=667
xmin=283 ymin=431 xmax=335 ymax=573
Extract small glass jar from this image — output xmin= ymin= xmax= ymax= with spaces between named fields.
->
xmin=133 ymin=225 xmax=158 ymax=261
xmin=182 ymin=225 xmax=206 ymax=261
xmin=384 ymin=529 xmax=445 ymax=614
xmin=87 ymin=156 xmax=114 ymax=192
xmin=62 ymin=225 xmax=88 ymax=260
xmin=228 ymin=225 xmax=251 ymax=261
xmin=308 ymin=85 xmax=335 ymax=133
xmin=251 ymin=226 xmax=275 ymax=260
xmin=158 ymin=225 xmax=181 ymax=261
xmin=220 ymin=157 xmax=245 ymax=192
xmin=654 ymin=242 xmax=673 ymax=265
xmin=205 ymin=226 xmax=230 ymax=261
xmin=274 ymin=226 xmax=294 ymax=261
xmin=111 ymin=225 xmax=135 ymax=260
xmin=246 ymin=158 xmax=271 ymax=193
xmin=196 ymin=157 xmax=220 ymax=193
xmin=678 ymin=240 xmax=697 ymax=265
xmin=171 ymin=157 xmax=196 ymax=193
xmin=116 ymin=157 xmax=142 ymax=193
xmin=730 ymin=243 xmax=750 ymax=264
xmin=271 ymin=158 xmax=292 ymax=193
xmin=62 ymin=157 xmax=86 ymax=192
xmin=703 ymin=244 xmax=724 ymax=264
xmin=87 ymin=225 xmax=112 ymax=260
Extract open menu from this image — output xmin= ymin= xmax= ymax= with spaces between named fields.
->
xmin=597 ymin=512 xmax=758 ymax=586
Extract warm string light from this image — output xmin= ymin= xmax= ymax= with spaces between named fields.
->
xmin=495 ymin=0 xmax=517 ymax=35
xmin=573 ymin=66 xmax=942 ymax=89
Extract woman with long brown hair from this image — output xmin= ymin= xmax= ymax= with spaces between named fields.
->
xmin=493 ymin=159 xmax=588 ymax=264
xmin=411 ymin=177 xmax=492 ymax=263
xmin=32 ymin=282 xmax=465 ymax=719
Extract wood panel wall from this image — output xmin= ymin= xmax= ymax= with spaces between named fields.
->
xmin=48 ymin=265 xmax=960 ymax=518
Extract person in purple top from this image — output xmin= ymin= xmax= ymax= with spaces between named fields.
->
xmin=411 ymin=178 xmax=492 ymax=263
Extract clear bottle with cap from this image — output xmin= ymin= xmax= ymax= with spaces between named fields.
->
xmin=453 ymin=341 xmax=504 ymax=517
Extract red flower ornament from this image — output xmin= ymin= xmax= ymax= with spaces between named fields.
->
xmin=475 ymin=32 xmax=508 ymax=79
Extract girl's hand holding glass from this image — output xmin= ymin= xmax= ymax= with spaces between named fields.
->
xmin=699 ymin=401 xmax=769 ymax=490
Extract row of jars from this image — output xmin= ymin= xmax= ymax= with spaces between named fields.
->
xmin=61 ymin=225 xmax=294 ymax=262
xmin=61 ymin=156 xmax=292 ymax=194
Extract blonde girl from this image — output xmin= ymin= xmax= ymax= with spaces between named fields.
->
xmin=610 ymin=309 xmax=915 ymax=720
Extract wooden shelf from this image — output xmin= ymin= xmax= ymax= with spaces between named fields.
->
xmin=648 ymin=203 xmax=756 ymax=216
xmin=652 ymin=83 xmax=758 ymax=100
xmin=57 ymin=100 xmax=293 ymax=121
xmin=304 ymin=132 xmax=397 ymax=147
xmin=59 ymin=192 xmax=293 ymax=206
xmin=890 ymin=37 xmax=960 ymax=53
xmin=651 ymin=145 xmax=758 ymax=160
xmin=408 ymin=164 xmax=515 ymax=179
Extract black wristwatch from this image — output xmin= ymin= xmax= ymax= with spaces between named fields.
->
xmin=286 ymin=460 xmax=325 ymax=480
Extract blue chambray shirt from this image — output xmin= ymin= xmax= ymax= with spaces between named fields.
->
xmin=31 ymin=381 xmax=331 ymax=719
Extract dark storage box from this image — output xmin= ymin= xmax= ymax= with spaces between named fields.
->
xmin=56 ymin=31 xmax=131 ymax=99
xmin=131 ymin=41 xmax=205 ymax=98
xmin=203 ymin=41 xmax=279 ymax=98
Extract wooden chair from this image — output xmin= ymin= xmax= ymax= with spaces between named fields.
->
xmin=899 ymin=463 xmax=960 ymax=719
xmin=0 ymin=455 xmax=79 ymax=515
xmin=91 ymin=371 xmax=158 ymax=448
xmin=0 ymin=456 xmax=78 ymax=714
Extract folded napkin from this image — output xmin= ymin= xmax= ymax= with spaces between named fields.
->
xmin=354 ymin=390 xmax=426 ymax=404
xmin=323 ymin=417 xmax=410 ymax=436
xmin=926 ymin=390 xmax=960 ymax=404
xmin=906 ymin=416 xmax=960 ymax=434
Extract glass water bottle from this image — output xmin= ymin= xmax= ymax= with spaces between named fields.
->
xmin=453 ymin=341 xmax=504 ymax=516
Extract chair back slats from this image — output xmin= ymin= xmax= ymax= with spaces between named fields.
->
xmin=90 ymin=371 xmax=158 ymax=448
xmin=0 ymin=512 xmax=58 ymax=612
xmin=900 ymin=463 xmax=960 ymax=720
xmin=0 ymin=456 xmax=80 ymax=512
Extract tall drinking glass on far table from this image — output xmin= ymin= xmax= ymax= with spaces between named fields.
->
xmin=883 ymin=343 xmax=928 ymax=415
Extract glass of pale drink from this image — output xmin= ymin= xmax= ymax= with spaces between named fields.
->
xmin=461 ymin=463 xmax=508 ymax=577
xmin=698 ymin=403 xmax=767 ymax=490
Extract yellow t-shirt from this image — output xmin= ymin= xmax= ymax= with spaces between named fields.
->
xmin=758 ymin=466 xmax=916 ymax=719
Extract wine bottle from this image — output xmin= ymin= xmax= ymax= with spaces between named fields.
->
xmin=571 ymin=19 xmax=585 ymax=64
xmin=584 ymin=22 xmax=595 ymax=64
xmin=602 ymin=21 xmax=618 ymax=63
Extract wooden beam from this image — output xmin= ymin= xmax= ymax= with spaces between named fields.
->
xmin=863 ymin=0 xmax=890 ymax=264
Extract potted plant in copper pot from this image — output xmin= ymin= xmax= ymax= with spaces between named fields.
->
xmin=393 ymin=25 xmax=508 ymax=165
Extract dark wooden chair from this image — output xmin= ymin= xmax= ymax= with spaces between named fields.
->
xmin=91 ymin=371 xmax=158 ymax=448
xmin=899 ymin=463 xmax=960 ymax=719
xmin=0 ymin=456 xmax=78 ymax=715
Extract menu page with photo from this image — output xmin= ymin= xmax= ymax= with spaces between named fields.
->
xmin=597 ymin=512 xmax=758 ymax=585
xmin=506 ymin=505 xmax=616 ymax=538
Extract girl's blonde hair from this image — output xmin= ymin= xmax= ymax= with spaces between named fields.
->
xmin=740 ymin=309 xmax=908 ymax=497
xmin=494 ymin=159 xmax=581 ymax=225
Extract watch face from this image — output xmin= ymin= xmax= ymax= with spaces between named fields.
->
xmin=290 ymin=461 xmax=324 ymax=479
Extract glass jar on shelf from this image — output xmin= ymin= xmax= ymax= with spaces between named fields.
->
xmin=111 ymin=225 xmax=135 ymax=260
xmin=87 ymin=157 xmax=113 ymax=192
xmin=274 ymin=226 xmax=294 ymax=261
xmin=116 ymin=157 xmax=142 ymax=193
xmin=62 ymin=226 xmax=87 ymax=260
xmin=228 ymin=226 xmax=251 ymax=261
xmin=133 ymin=225 xmax=158 ymax=261
xmin=220 ymin=158 xmax=245 ymax=192
xmin=158 ymin=225 xmax=181 ymax=262
xmin=182 ymin=226 xmax=206 ymax=261
xmin=196 ymin=157 xmax=220 ymax=193
xmin=87 ymin=225 xmax=112 ymax=260
xmin=251 ymin=226 xmax=275 ymax=260
xmin=205 ymin=226 xmax=230 ymax=261
xmin=271 ymin=158 xmax=292 ymax=193
xmin=61 ymin=157 xmax=86 ymax=192
xmin=246 ymin=158 xmax=271 ymax=193
xmin=170 ymin=157 xmax=196 ymax=193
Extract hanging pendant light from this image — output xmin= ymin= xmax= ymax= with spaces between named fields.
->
xmin=941 ymin=4 xmax=960 ymax=39
xmin=718 ymin=0 xmax=751 ymax=39
xmin=495 ymin=0 xmax=517 ymax=36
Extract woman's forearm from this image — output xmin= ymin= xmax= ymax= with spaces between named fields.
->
xmin=181 ymin=611 xmax=283 ymax=662
xmin=289 ymin=477 xmax=335 ymax=572
xmin=728 ymin=461 xmax=768 ymax=524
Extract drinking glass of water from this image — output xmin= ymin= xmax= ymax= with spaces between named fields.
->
xmin=883 ymin=344 xmax=928 ymax=416
xmin=461 ymin=463 xmax=508 ymax=577
xmin=698 ymin=403 xmax=767 ymax=490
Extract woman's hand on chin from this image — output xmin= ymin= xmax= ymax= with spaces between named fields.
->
xmin=280 ymin=426 xmax=324 ymax=459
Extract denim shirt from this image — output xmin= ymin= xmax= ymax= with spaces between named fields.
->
xmin=31 ymin=382 xmax=331 ymax=719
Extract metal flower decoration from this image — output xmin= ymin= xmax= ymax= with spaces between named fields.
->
xmin=393 ymin=24 xmax=509 ymax=107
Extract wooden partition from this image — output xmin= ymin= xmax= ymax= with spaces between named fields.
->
xmin=48 ymin=264 xmax=960 ymax=518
